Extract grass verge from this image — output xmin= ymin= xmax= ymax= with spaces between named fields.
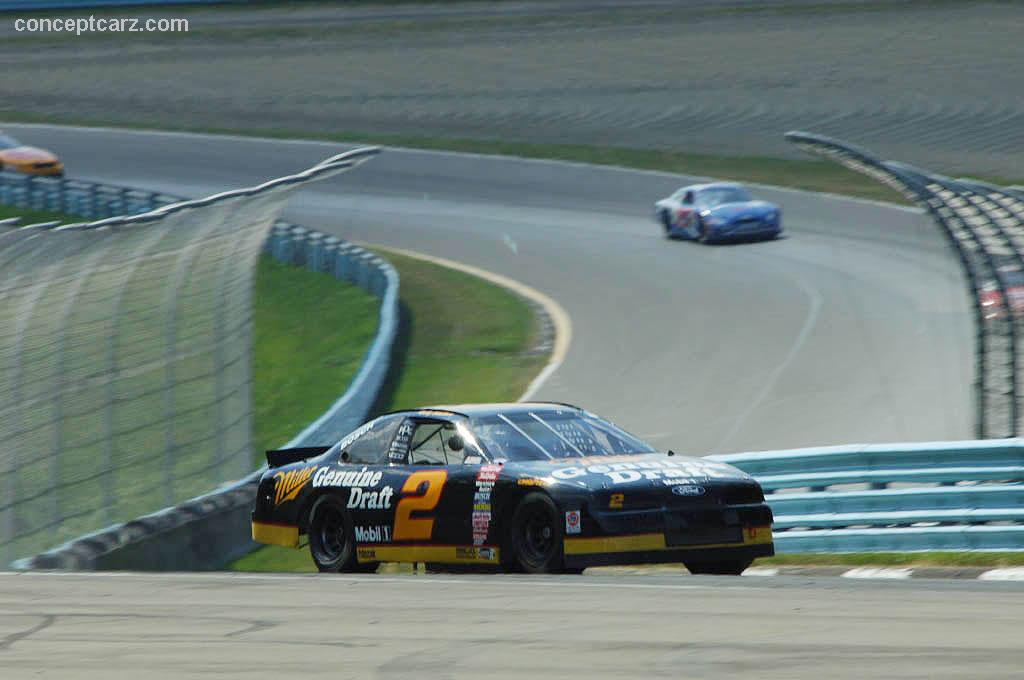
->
xmin=0 ymin=203 xmax=78 ymax=226
xmin=760 ymin=552 xmax=1024 ymax=569
xmin=252 ymin=255 xmax=380 ymax=458
xmin=6 ymin=112 xmax=1024 ymax=205
xmin=229 ymin=247 xmax=546 ymax=572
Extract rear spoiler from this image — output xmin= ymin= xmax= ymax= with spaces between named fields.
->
xmin=266 ymin=446 xmax=331 ymax=468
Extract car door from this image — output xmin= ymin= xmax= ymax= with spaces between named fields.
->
xmin=390 ymin=417 xmax=492 ymax=551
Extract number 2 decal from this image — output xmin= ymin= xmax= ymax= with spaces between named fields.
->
xmin=393 ymin=470 xmax=448 ymax=541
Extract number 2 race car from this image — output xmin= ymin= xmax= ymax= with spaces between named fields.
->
xmin=252 ymin=403 xmax=774 ymax=575
xmin=654 ymin=182 xmax=781 ymax=243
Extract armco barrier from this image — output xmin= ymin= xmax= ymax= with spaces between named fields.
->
xmin=711 ymin=439 xmax=1024 ymax=552
xmin=5 ymin=157 xmax=399 ymax=570
xmin=787 ymin=132 xmax=1024 ymax=440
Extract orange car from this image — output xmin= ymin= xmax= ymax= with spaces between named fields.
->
xmin=0 ymin=132 xmax=64 ymax=177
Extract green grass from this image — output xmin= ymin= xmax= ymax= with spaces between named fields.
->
xmin=252 ymin=255 xmax=379 ymax=458
xmin=0 ymin=203 xmax=78 ymax=226
xmin=759 ymin=552 xmax=1024 ymax=568
xmin=229 ymin=248 xmax=546 ymax=572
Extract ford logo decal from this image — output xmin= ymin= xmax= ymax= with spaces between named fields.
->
xmin=672 ymin=485 xmax=705 ymax=496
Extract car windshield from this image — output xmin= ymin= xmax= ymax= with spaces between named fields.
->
xmin=0 ymin=134 xmax=19 ymax=149
xmin=696 ymin=187 xmax=751 ymax=208
xmin=471 ymin=410 xmax=655 ymax=461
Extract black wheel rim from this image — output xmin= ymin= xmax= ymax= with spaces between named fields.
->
xmin=519 ymin=507 xmax=555 ymax=566
xmin=313 ymin=504 xmax=348 ymax=564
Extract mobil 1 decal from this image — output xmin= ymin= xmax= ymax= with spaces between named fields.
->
xmin=472 ymin=463 xmax=501 ymax=545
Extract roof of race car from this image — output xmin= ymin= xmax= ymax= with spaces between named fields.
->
xmin=680 ymin=181 xmax=745 ymax=193
xmin=385 ymin=402 xmax=583 ymax=418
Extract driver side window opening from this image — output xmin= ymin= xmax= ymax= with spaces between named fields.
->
xmin=408 ymin=420 xmax=468 ymax=465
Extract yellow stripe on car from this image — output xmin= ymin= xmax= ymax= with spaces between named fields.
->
xmin=356 ymin=544 xmax=500 ymax=564
xmin=563 ymin=526 xmax=772 ymax=555
xmin=251 ymin=521 xmax=300 ymax=548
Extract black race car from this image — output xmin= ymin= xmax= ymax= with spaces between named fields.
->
xmin=252 ymin=403 xmax=773 ymax=574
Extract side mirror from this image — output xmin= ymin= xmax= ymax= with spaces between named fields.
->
xmin=447 ymin=435 xmax=464 ymax=452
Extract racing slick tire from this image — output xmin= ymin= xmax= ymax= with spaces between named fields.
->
xmin=308 ymin=495 xmax=378 ymax=573
xmin=659 ymin=210 xmax=673 ymax=236
xmin=684 ymin=558 xmax=753 ymax=576
xmin=507 ymin=493 xmax=566 ymax=574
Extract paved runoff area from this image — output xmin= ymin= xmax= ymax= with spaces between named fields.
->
xmin=1 ymin=571 xmax=1022 ymax=679
xmin=1 ymin=1 xmax=1022 ymax=176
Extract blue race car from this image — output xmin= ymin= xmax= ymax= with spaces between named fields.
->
xmin=654 ymin=182 xmax=782 ymax=243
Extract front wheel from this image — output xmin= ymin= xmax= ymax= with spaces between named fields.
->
xmin=659 ymin=210 xmax=673 ymax=236
xmin=695 ymin=215 xmax=711 ymax=243
xmin=684 ymin=558 xmax=753 ymax=575
xmin=507 ymin=493 xmax=565 ymax=573
xmin=308 ymin=496 xmax=377 ymax=573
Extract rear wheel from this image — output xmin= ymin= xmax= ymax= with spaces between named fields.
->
xmin=507 ymin=493 xmax=564 ymax=574
xmin=308 ymin=496 xmax=377 ymax=573
xmin=684 ymin=558 xmax=752 ymax=575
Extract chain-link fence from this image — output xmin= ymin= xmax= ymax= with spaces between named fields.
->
xmin=787 ymin=132 xmax=1024 ymax=439
xmin=0 ymin=148 xmax=378 ymax=564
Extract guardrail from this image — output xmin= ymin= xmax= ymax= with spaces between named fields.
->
xmin=712 ymin=439 xmax=1024 ymax=552
xmin=3 ymin=159 xmax=400 ymax=570
xmin=786 ymin=132 xmax=1024 ymax=440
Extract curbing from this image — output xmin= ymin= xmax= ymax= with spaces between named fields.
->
xmin=7 ymin=169 xmax=399 ymax=571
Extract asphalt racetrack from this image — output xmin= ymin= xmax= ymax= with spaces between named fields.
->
xmin=2 ymin=571 xmax=1022 ymax=679
xmin=7 ymin=123 xmax=972 ymax=453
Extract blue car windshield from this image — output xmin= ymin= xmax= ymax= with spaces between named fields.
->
xmin=471 ymin=410 xmax=655 ymax=461
xmin=697 ymin=187 xmax=750 ymax=208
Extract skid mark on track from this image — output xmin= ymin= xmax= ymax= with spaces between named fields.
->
xmin=1 ymin=614 xmax=56 ymax=651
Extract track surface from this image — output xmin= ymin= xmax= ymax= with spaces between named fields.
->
xmin=7 ymin=123 xmax=973 ymax=452
xmin=1 ymin=571 xmax=1022 ymax=679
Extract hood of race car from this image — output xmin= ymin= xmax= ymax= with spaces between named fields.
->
xmin=0 ymin=146 xmax=59 ymax=163
xmin=511 ymin=453 xmax=755 ymax=491
xmin=703 ymin=200 xmax=776 ymax=222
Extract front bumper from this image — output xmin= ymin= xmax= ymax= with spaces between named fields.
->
xmin=4 ymin=162 xmax=64 ymax=177
xmin=563 ymin=525 xmax=773 ymax=567
xmin=563 ymin=501 xmax=774 ymax=567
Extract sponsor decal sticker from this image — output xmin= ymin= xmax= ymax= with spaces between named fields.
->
xmin=313 ymin=466 xmax=383 ymax=489
xmin=565 ymin=510 xmax=581 ymax=534
xmin=671 ymin=485 xmax=705 ymax=496
xmin=348 ymin=485 xmax=395 ymax=510
xmin=389 ymin=420 xmax=415 ymax=462
xmin=471 ymin=464 xmax=502 ymax=545
xmin=517 ymin=477 xmax=547 ymax=487
xmin=455 ymin=546 xmax=498 ymax=562
xmin=272 ymin=466 xmax=315 ymax=506
xmin=551 ymin=457 xmax=744 ymax=485
xmin=608 ymin=493 xmax=624 ymax=509
xmin=357 ymin=547 xmax=377 ymax=561
xmin=354 ymin=525 xmax=391 ymax=543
